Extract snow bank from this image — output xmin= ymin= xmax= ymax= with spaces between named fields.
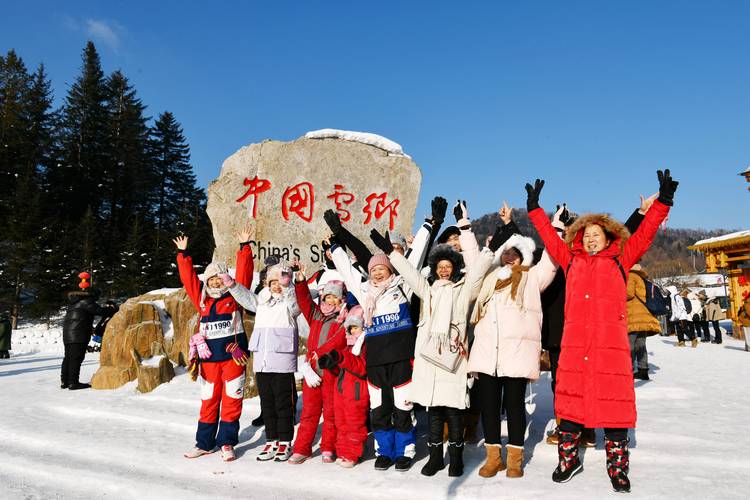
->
xmin=10 ymin=317 xmax=64 ymax=354
xmin=140 ymin=354 xmax=168 ymax=368
xmin=694 ymin=230 xmax=750 ymax=246
xmin=144 ymin=287 xmax=181 ymax=296
xmin=305 ymin=128 xmax=411 ymax=158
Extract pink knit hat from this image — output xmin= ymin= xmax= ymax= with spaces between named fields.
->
xmin=368 ymin=253 xmax=395 ymax=274
xmin=344 ymin=305 xmax=365 ymax=329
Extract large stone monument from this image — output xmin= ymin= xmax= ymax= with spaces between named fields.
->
xmin=207 ymin=129 xmax=423 ymax=269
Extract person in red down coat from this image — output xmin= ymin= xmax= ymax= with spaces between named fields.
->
xmin=317 ymin=305 xmax=369 ymax=469
xmin=289 ymin=264 xmax=348 ymax=464
xmin=525 ymin=170 xmax=678 ymax=493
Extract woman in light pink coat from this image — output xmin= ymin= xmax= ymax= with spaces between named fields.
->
xmin=467 ymin=219 xmax=558 ymax=479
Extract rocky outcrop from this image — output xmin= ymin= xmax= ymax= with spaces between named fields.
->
xmin=132 ymin=342 xmax=176 ymax=393
xmin=206 ymin=132 xmax=422 ymax=270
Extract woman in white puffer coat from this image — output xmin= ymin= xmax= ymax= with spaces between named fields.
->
xmin=467 ymin=213 xmax=558 ymax=479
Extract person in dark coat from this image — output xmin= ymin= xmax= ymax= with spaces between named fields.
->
xmin=0 ymin=312 xmax=12 ymax=359
xmin=61 ymin=286 xmax=115 ymax=390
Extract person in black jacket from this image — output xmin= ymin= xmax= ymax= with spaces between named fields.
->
xmin=61 ymin=287 xmax=116 ymax=390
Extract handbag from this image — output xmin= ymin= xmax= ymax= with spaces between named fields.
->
xmin=420 ymin=324 xmax=465 ymax=373
xmin=539 ymin=350 xmax=551 ymax=372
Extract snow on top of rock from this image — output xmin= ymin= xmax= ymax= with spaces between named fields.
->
xmin=140 ymin=354 xmax=167 ymax=368
xmin=305 ymin=129 xmax=411 ymax=158
xmin=144 ymin=288 xmax=181 ymax=296
xmin=694 ymin=230 xmax=750 ymax=246
xmin=140 ymin=300 xmax=174 ymax=339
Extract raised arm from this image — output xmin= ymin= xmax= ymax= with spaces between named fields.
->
xmin=293 ymin=266 xmax=319 ymax=324
xmin=622 ymin=170 xmax=677 ymax=269
xmin=324 ymin=209 xmax=373 ymax=269
xmin=226 ymin=281 xmax=258 ymax=312
xmin=525 ymin=179 xmax=573 ymax=271
xmin=174 ymin=236 xmax=203 ymax=309
xmin=389 ymin=250 xmax=431 ymax=300
xmin=406 ymin=221 xmax=433 ymax=269
xmin=330 ymin=243 xmax=366 ymax=305
xmin=234 ymin=224 xmax=255 ymax=287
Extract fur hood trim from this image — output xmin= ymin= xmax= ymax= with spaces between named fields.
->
xmin=492 ymin=234 xmax=536 ymax=268
xmin=564 ymin=213 xmax=630 ymax=253
xmin=428 ymin=244 xmax=465 ymax=282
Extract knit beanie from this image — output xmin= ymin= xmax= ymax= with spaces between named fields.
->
xmin=204 ymin=261 xmax=228 ymax=282
xmin=321 ymin=280 xmax=345 ymax=300
xmin=368 ymin=253 xmax=395 ymax=274
xmin=344 ymin=305 xmax=365 ymax=330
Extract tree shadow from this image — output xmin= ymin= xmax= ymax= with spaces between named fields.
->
xmin=723 ymin=346 xmax=748 ymax=352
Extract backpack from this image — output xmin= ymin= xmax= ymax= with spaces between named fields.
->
xmin=641 ymin=278 xmax=669 ymax=316
xmin=682 ymin=296 xmax=692 ymax=315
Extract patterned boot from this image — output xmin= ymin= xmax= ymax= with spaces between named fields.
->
xmin=605 ymin=438 xmax=631 ymax=493
xmin=551 ymin=431 xmax=583 ymax=483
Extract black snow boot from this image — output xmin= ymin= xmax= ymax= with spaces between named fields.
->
xmin=605 ymin=438 xmax=631 ymax=493
xmin=394 ymin=456 xmax=413 ymax=472
xmin=420 ymin=442 xmax=445 ymax=476
xmin=374 ymin=455 xmax=394 ymax=471
xmin=447 ymin=441 xmax=464 ymax=477
xmin=633 ymin=368 xmax=650 ymax=381
xmin=68 ymin=382 xmax=91 ymax=390
xmin=552 ymin=430 xmax=583 ymax=483
xmin=251 ymin=413 xmax=264 ymax=427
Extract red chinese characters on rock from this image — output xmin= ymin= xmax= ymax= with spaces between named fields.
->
xmin=236 ymin=178 xmax=401 ymax=229
xmin=326 ymin=184 xmax=356 ymax=222
xmin=363 ymin=192 xmax=400 ymax=231
xmin=236 ymin=176 xmax=272 ymax=218
xmin=282 ymin=182 xmax=315 ymax=222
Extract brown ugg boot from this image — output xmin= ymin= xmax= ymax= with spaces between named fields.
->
xmin=505 ymin=445 xmax=524 ymax=478
xmin=478 ymin=444 xmax=505 ymax=478
xmin=546 ymin=418 xmax=561 ymax=445
xmin=691 ymin=338 xmax=699 ymax=348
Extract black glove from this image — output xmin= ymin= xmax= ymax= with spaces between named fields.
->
xmin=317 ymin=351 xmax=341 ymax=370
xmin=453 ymin=200 xmax=467 ymax=222
xmin=558 ymin=204 xmax=572 ymax=225
xmin=656 ymin=169 xmax=679 ymax=206
xmin=324 ymin=209 xmax=343 ymax=235
xmin=525 ymin=179 xmax=545 ymax=211
xmin=370 ymin=229 xmax=393 ymax=254
xmin=487 ymin=225 xmax=506 ymax=252
xmin=327 ymin=233 xmax=341 ymax=249
xmin=431 ymin=196 xmax=448 ymax=226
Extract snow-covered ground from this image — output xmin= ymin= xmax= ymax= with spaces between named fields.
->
xmin=1 ymin=327 xmax=749 ymax=499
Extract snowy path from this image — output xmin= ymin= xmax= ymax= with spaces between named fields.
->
xmin=1 ymin=336 xmax=748 ymax=499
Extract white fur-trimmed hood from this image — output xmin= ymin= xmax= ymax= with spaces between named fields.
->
xmin=492 ymin=234 xmax=536 ymax=272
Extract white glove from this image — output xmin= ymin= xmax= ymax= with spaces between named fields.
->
xmin=352 ymin=333 xmax=366 ymax=356
xmin=300 ymin=361 xmax=321 ymax=388
xmin=551 ymin=204 xmax=567 ymax=232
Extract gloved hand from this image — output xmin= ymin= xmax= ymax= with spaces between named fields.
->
xmin=218 ymin=273 xmax=235 ymax=288
xmin=187 ymin=358 xmax=200 ymax=381
xmin=351 ymin=332 xmax=366 ymax=356
xmin=225 ymin=342 xmax=248 ymax=366
xmin=431 ymin=196 xmax=448 ymax=226
xmin=551 ymin=204 xmax=571 ymax=231
xmin=656 ymin=169 xmax=679 ymax=206
xmin=370 ymin=229 xmax=393 ymax=254
xmin=300 ymin=361 xmax=322 ymax=387
xmin=317 ymin=351 xmax=342 ymax=371
xmin=324 ymin=209 xmax=343 ymax=235
xmin=487 ymin=225 xmax=506 ymax=252
xmin=188 ymin=334 xmax=198 ymax=360
xmin=453 ymin=200 xmax=468 ymax=222
xmin=525 ymin=179 xmax=545 ymax=212
xmin=191 ymin=333 xmax=212 ymax=360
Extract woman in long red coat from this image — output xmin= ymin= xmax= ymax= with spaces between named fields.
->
xmin=526 ymin=170 xmax=678 ymax=493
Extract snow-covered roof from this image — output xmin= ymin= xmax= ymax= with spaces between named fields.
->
xmin=741 ymin=165 xmax=750 ymax=175
xmin=304 ymin=129 xmax=410 ymax=158
xmin=693 ymin=230 xmax=750 ymax=247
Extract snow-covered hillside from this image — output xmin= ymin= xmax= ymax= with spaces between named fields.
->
xmin=1 ymin=326 xmax=748 ymax=499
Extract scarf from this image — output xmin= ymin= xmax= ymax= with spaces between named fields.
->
xmin=426 ymin=279 xmax=458 ymax=351
xmin=364 ymin=275 xmax=396 ymax=327
xmin=200 ymin=284 xmax=228 ymax=309
xmin=320 ymin=301 xmax=349 ymax=323
xmin=470 ymin=264 xmax=530 ymax=325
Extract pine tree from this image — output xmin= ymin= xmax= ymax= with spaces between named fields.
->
xmin=52 ymin=41 xmax=109 ymax=222
xmin=149 ymin=111 xmax=212 ymax=284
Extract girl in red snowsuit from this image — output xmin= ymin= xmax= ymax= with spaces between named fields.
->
xmin=289 ymin=267 xmax=348 ymax=464
xmin=318 ymin=306 xmax=370 ymax=468
xmin=174 ymin=230 xmax=253 ymax=462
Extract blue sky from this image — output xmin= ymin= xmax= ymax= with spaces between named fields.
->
xmin=2 ymin=1 xmax=749 ymax=230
